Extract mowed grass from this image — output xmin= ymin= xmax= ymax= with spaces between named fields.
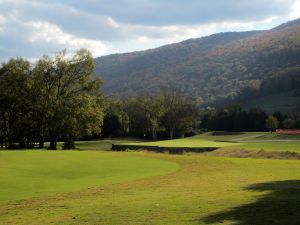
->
xmin=125 ymin=135 xmax=240 ymax=148
xmin=1 ymin=152 xmax=300 ymax=225
xmin=121 ymin=132 xmax=300 ymax=153
xmin=0 ymin=151 xmax=178 ymax=202
xmin=1 ymin=133 xmax=300 ymax=224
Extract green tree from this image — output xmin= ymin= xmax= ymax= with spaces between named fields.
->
xmin=33 ymin=49 xmax=105 ymax=149
xmin=266 ymin=115 xmax=279 ymax=132
xmin=139 ymin=95 xmax=165 ymax=141
xmin=102 ymin=98 xmax=129 ymax=137
xmin=0 ymin=58 xmax=33 ymax=148
xmin=161 ymin=92 xmax=198 ymax=139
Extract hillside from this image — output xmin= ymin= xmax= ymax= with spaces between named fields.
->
xmin=95 ymin=19 xmax=300 ymax=111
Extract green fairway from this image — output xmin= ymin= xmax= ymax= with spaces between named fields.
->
xmin=125 ymin=135 xmax=240 ymax=148
xmin=0 ymin=152 xmax=300 ymax=225
xmin=1 ymin=133 xmax=300 ymax=224
xmin=0 ymin=151 xmax=178 ymax=202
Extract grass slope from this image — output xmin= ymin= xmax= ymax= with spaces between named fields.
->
xmin=0 ymin=151 xmax=178 ymax=202
xmin=1 ymin=153 xmax=300 ymax=225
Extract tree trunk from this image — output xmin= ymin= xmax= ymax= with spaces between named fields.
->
xmin=0 ymin=136 xmax=3 ymax=148
xmin=4 ymin=137 xmax=7 ymax=149
xmin=63 ymin=136 xmax=75 ymax=150
xmin=39 ymin=140 xmax=44 ymax=149
xmin=19 ymin=139 xmax=26 ymax=149
xmin=48 ymin=138 xmax=57 ymax=150
xmin=39 ymin=134 xmax=44 ymax=149
xmin=151 ymin=127 xmax=157 ymax=141
xmin=169 ymin=127 xmax=175 ymax=140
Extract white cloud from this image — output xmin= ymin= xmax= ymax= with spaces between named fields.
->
xmin=27 ymin=21 xmax=110 ymax=57
xmin=0 ymin=0 xmax=298 ymax=60
xmin=289 ymin=0 xmax=300 ymax=19
xmin=107 ymin=17 xmax=119 ymax=29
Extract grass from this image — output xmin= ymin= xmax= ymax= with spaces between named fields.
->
xmin=0 ymin=151 xmax=178 ymax=202
xmin=1 ymin=133 xmax=300 ymax=224
xmin=74 ymin=138 xmax=142 ymax=150
xmin=125 ymin=135 xmax=240 ymax=148
xmin=0 ymin=152 xmax=300 ymax=225
xmin=122 ymin=132 xmax=300 ymax=153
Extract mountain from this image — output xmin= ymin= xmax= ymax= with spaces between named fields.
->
xmin=95 ymin=18 xmax=300 ymax=111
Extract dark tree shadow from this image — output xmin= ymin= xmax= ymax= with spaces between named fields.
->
xmin=201 ymin=180 xmax=300 ymax=225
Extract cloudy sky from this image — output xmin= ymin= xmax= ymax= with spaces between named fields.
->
xmin=0 ymin=0 xmax=300 ymax=61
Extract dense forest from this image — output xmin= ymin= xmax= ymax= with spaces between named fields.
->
xmin=95 ymin=19 xmax=300 ymax=111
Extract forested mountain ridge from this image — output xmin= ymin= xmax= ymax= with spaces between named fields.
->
xmin=95 ymin=18 xmax=300 ymax=109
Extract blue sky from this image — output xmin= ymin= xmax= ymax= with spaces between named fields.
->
xmin=0 ymin=0 xmax=299 ymax=60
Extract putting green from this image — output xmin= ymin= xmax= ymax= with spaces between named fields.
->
xmin=0 ymin=151 xmax=178 ymax=202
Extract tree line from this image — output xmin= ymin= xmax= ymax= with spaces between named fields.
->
xmin=102 ymin=93 xmax=199 ymax=140
xmin=102 ymin=101 xmax=300 ymax=140
xmin=1 ymin=49 xmax=300 ymax=150
xmin=199 ymin=105 xmax=300 ymax=132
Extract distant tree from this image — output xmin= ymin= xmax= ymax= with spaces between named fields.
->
xmin=123 ymin=98 xmax=149 ymax=138
xmin=161 ymin=92 xmax=198 ymax=139
xmin=265 ymin=115 xmax=279 ymax=132
xmin=247 ymin=108 xmax=268 ymax=131
xmin=139 ymin=95 xmax=165 ymax=140
xmin=200 ymin=106 xmax=268 ymax=132
xmin=282 ymin=118 xmax=296 ymax=129
xmin=273 ymin=112 xmax=286 ymax=129
xmin=102 ymin=98 xmax=129 ymax=137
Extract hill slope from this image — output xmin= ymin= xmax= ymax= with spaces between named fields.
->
xmin=95 ymin=19 xmax=300 ymax=110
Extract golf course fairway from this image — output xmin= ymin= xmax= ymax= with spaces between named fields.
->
xmin=0 ymin=150 xmax=300 ymax=225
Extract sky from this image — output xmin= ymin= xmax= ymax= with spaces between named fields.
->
xmin=0 ymin=0 xmax=300 ymax=61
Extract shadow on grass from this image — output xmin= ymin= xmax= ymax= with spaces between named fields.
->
xmin=201 ymin=180 xmax=300 ymax=225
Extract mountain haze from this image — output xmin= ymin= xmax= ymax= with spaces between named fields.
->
xmin=95 ymin=19 xmax=300 ymax=111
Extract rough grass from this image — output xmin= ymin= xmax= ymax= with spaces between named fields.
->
xmin=0 ymin=152 xmax=300 ymax=225
xmin=208 ymin=148 xmax=300 ymax=160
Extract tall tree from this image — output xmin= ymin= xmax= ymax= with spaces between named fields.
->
xmin=33 ymin=49 xmax=105 ymax=149
xmin=0 ymin=58 xmax=33 ymax=148
xmin=139 ymin=95 xmax=165 ymax=140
